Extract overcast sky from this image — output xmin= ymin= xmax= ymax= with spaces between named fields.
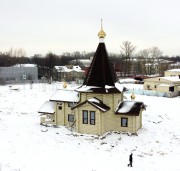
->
xmin=0 ymin=0 xmax=180 ymax=56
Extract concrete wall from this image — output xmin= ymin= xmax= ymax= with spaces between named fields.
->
xmin=0 ymin=67 xmax=38 ymax=83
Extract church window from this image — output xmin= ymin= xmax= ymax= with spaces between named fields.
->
xmin=121 ymin=118 xmax=128 ymax=127
xmin=82 ymin=110 xmax=88 ymax=124
xmin=68 ymin=114 xmax=74 ymax=122
xmin=90 ymin=111 xmax=95 ymax=125
xmin=57 ymin=102 xmax=62 ymax=110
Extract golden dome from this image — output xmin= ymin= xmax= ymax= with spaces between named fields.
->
xmin=131 ymin=89 xmax=136 ymax=100
xmin=63 ymin=82 xmax=67 ymax=88
xmin=98 ymin=19 xmax=106 ymax=38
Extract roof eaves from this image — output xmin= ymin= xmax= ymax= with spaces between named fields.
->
xmin=87 ymin=101 xmax=110 ymax=112
xmin=115 ymin=101 xmax=145 ymax=116
xmin=38 ymin=111 xmax=55 ymax=115
xmin=71 ymin=99 xmax=110 ymax=112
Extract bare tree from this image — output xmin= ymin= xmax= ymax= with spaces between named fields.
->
xmin=120 ymin=41 xmax=136 ymax=76
xmin=149 ymin=47 xmax=162 ymax=59
xmin=8 ymin=47 xmax=26 ymax=57
xmin=136 ymin=49 xmax=150 ymax=75
xmin=147 ymin=47 xmax=162 ymax=75
xmin=136 ymin=47 xmax=162 ymax=75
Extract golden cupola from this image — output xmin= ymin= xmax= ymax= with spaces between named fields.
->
xmin=98 ymin=19 xmax=106 ymax=38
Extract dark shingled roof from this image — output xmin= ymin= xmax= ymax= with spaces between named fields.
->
xmin=115 ymin=101 xmax=146 ymax=116
xmin=71 ymin=97 xmax=110 ymax=112
xmin=77 ymin=42 xmax=120 ymax=93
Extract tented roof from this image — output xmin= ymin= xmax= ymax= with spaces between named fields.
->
xmin=77 ymin=42 xmax=120 ymax=93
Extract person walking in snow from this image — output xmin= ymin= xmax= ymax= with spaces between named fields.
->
xmin=128 ymin=153 xmax=133 ymax=167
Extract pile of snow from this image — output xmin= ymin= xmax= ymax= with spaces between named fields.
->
xmin=0 ymin=82 xmax=179 ymax=171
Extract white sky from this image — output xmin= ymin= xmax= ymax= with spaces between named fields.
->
xmin=0 ymin=0 xmax=180 ymax=56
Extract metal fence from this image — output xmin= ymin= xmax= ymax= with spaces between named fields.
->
xmin=126 ymin=89 xmax=179 ymax=98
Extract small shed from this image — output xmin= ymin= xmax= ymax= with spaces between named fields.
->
xmin=144 ymin=76 xmax=180 ymax=97
xmin=164 ymin=69 xmax=180 ymax=77
xmin=39 ymin=89 xmax=80 ymax=126
xmin=0 ymin=64 xmax=38 ymax=84
xmin=115 ymin=101 xmax=145 ymax=133
xmin=38 ymin=101 xmax=55 ymax=124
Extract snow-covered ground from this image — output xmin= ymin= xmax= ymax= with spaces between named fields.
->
xmin=0 ymin=82 xmax=180 ymax=171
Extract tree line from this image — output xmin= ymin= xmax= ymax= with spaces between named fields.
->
xmin=0 ymin=45 xmax=180 ymax=78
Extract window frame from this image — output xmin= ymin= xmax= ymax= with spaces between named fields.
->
xmin=68 ymin=102 xmax=75 ymax=107
xmin=90 ymin=111 xmax=95 ymax=125
xmin=82 ymin=110 xmax=88 ymax=124
xmin=121 ymin=117 xmax=128 ymax=127
xmin=68 ymin=114 xmax=74 ymax=122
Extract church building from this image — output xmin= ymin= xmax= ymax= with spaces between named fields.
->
xmin=39 ymin=23 xmax=145 ymax=135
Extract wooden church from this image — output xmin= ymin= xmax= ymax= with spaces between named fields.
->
xmin=39 ymin=23 xmax=145 ymax=135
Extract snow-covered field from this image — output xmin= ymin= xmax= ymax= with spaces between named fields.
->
xmin=0 ymin=83 xmax=180 ymax=171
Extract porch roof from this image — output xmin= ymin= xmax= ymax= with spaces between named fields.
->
xmin=50 ymin=89 xmax=80 ymax=102
xmin=38 ymin=101 xmax=55 ymax=114
xmin=115 ymin=101 xmax=145 ymax=116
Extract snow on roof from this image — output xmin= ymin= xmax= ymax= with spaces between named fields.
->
xmin=118 ymin=78 xmax=136 ymax=84
xmin=88 ymin=98 xmax=100 ymax=103
xmin=87 ymin=98 xmax=110 ymax=112
xmin=54 ymin=65 xmax=84 ymax=73
xmin=145 ymin=76 xmax=180 ymax=82
xmin=115 ymin=82 xmax=126 ymax=92
xmin=116 ymin=101 xmax=136 ymax=113
xmin=158 ymin=84 xmax=174 ymax=87
xmin=105 ymin=85 xmax=115 ymax=89
xmin=77 ymin=84 xmax=122 ymax=93
xmin=76 ymin=85 xmax=101 ymax=92
xmin=162 ymin=76 xmax=180 ymax=82
xmin=50 ymin=89 xmax=80 ymax=102
xmin=115 ymin=101 xmax=145 ymax=115
xmin=72 ymin=97 xmax=110 ymax=112
xmin=54 ymin=66 xmax=69 ymax=72
xmin=166 ymin=69 xmax=180 ymax=72
xmin=72 ymin=59 xmax=91 ymax=62
xmin=13 ymin=64 xmax=37 ymax=67
xmin=38 ymin=101 xmax=55 ymax=114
